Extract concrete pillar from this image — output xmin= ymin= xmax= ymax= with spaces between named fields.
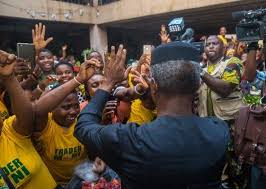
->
xmin=89 ymin=24 xmax=108 ymax=57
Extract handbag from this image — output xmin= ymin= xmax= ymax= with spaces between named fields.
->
xmin=234 ymin=81 xmax=266 ymax=174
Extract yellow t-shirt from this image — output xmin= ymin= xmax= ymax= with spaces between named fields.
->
xmin=37 ymin=113 xmax=87 ymax=184
xmin=127 ymin=73 xmax=156 ymax=125
xmin=0 ymin=116 xmax=56 ymax=189
xmin=127 ymin=99 xmax=156 ymax=125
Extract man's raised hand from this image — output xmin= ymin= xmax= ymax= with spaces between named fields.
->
xmin=32 ymin=23 xmax=53 ymax=53
xmin=104 ymin=45 xmax=131 ymax=86
xmin=76 ymin=59 xmax=102 ymax=84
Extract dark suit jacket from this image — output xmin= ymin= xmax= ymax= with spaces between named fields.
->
xmin=74 ymin=89 xmax=229 ymax=189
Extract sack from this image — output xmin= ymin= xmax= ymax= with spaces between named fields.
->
xmin=234 ymin=82 xmax=266 ymax=174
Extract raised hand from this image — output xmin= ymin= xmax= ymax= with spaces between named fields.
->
xmin=62 ymin=44 xmax=68 ymax=51
xmin=104 ymin=45 xmax=130 ymax=86
xmin=32 ymin=23 xmax=53 ymax=53
xmin=159 ymin=25 xmax=170 ymax=44
xmin=0 ymin=50 xmax=17 ymax=78
xmin=76 ymin=58 xmax=102 ymax=83
xmin=62 ymin=44 xmax=68 ymax=59
xmin=136 ymin=54 xmax=151 ymax=73
xmin=130 ymin=70 xmax=150 ymax=95
xmin=102 ymin=100 xmax=118 ymax=124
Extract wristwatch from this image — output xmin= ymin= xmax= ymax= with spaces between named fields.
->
xmin=247 ymin=42 xmax=259 ymax=52
xmin=200 ymin=69 xmax=206 ymax=77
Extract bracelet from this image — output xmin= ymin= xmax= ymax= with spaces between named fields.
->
xmin=37 ymin=84 xmax=44 ymax=93
xmin=134 ymin=84 xmax=146 ymax=96
xmin=74 ymin=76 xmax=82 ymax=85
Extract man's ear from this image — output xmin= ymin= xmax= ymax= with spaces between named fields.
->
xmin=150 ymin=77 xmax=158 ymax=100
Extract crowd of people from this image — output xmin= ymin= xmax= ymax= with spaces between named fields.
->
xmin=0 ymin=21 xmax=265 ymax=189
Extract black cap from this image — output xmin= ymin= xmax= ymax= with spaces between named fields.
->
xmin=151 ymin=41 xmax=200 ymax=65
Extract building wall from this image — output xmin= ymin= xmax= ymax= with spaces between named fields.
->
xmin=0 ymin=0 xmax=257 ymax=59
xmin=0 ymin=0 xmax=243 ymax=24
xmin=0 ymin=0 xmax=94 ymax=24
xmin=93 ymin=0 xmax=243 ymax=24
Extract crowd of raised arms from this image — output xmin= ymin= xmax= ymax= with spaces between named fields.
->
xmin=0 ymin=23 xmax=265 ymax=189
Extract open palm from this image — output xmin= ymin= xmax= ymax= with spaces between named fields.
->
xmin=32 ymin=23 xmax=53 ymax=52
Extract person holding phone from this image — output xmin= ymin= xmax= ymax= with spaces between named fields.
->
xmin=28 ymin=23 xmax=57 ymax=99
xmin=31 ymin=23 xmax=55 ymax=84
xmin=0 ymin=50 xmax=57 ymax=189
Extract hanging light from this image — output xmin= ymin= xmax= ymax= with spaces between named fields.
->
xmin=30 ymin=10 xmax=36 ymax=18
xmin=79 ymin=8 xmax=84 ymax=16
xmin=39 ymin=12 xmax=46 ymax=17
xmin=51 ymin=13 xmax=57 ymax=20
xmin=64 ymin=11 xmax=73 ymax=20
xmin=96 ymin=9 xmax=100 ymax=17
xmin=64 ymin=12 xmax=70 ymax=19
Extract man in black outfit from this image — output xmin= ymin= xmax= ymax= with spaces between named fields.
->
xmin=74 ymin=42 xmax=229 ymax=189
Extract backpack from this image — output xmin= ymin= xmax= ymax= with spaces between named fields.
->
xmin=234 ymin=82 xmax=266 ymax=174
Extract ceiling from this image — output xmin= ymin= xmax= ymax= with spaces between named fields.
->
xmin=104 ymin=0 xmax=266 ymax=35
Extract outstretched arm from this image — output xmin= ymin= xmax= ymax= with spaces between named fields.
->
xmin=0 ymin=50 xmax=34 ymax=136
xmin=34 ymin=59 xmax=101 ymax=132
xmin=75 ymin=45 xmax=130 ymax=160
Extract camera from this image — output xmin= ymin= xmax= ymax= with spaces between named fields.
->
xmin=168 ymin=17 xmax=204 ymax=54
xmin=232 ymin=8 xmax=266 ymax=42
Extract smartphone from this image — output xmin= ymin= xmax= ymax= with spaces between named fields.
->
xmin=84 ymin=53 xmax=87 ymax=62
xmin=143 ymin=45 xmax=154 ymax=55
xmin=17 ymin=43 xmax=35 ymax=70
